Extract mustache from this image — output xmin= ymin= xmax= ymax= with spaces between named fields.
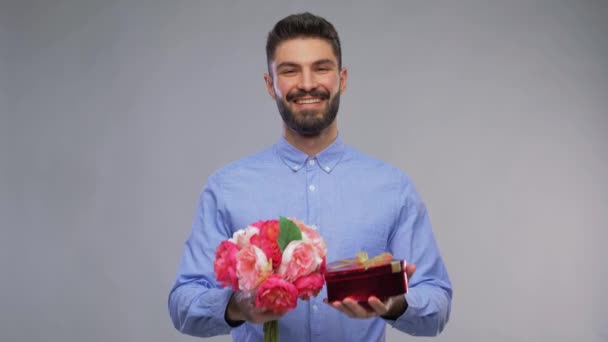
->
xmin=286 ymin=89 xmax=329 ymax=102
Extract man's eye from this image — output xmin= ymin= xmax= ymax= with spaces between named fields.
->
xmin=282 ymin=70 xmax=296 ymax=75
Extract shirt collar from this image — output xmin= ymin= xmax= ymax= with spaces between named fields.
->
xmin=274 ymin=134 xmax=345 ymax=174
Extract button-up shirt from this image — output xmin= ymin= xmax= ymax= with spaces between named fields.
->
xmin=168 ymin=135 xmax=452 ymax=341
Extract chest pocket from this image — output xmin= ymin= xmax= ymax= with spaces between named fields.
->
xmin=338 ymin=213 xmax=390 ymax=258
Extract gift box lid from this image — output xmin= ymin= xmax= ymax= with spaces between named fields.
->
xmin=324 ymin=253 xmax=405 ymax=281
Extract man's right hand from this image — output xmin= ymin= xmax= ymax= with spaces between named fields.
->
xmin=226 ymin=291 xmax=283 ymax=324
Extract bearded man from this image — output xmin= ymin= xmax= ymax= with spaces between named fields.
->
xmin=169 ymin=12 xmax=452 ymax=342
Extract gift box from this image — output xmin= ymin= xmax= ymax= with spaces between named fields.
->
xmin=325 ymin=253 xmax=408 ymax=310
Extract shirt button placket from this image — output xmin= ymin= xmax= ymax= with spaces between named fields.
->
xmin=306 ymin=158 xmax=319 ymax=227
xmin=306 ymin=158 xmax=322 ymax=338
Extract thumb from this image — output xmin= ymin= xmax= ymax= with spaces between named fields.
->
xmin=405 ymin=263 xmax=416 ymax=280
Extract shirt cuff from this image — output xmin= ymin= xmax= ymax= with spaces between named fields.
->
xmin=384 ymin=290 xmax=422 ymax=329
xmin=191 ymin=287 xmax=238 ymax=335
xmin=401 ymin=290 xmax=422 ymax=320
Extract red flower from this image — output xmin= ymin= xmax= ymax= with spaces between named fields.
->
xmin=250 ymin=219 xmax=281 ymax=269
xmin=213 ymin=240 xmax=239 ymax=289
xmin=294 ymin=273 xmax=324 ymax=300
xmin=250 ymin=234 xmax=282 ymax=270
xmin=250 ymin=220 xmax=265 ymax=229
xmin=255 ymin=275 xmax=298 ymax=314
xmin=260 ymin=219 xmax=280 ymax=241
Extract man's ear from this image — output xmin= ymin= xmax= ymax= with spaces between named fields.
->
xmin=264 ymin=73 xmax=276 ymax=100
xmin=339 ymin=67 xmax=348 ymax=94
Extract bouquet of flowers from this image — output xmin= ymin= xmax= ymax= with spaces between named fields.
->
xmin=213 ymin=216 xmax=327 ymax=342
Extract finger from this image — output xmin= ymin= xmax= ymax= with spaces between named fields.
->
xmin=405 ymin=263 xmax=416 ymax=280
xmin=325 ymin=298 xmax=377 ymax=319
xmin=342 ymin=298 xmax=376 ymax=318
xmin=367 ymin=296 xmax=390 ymax=316
xmin=325 ymin=298 xmax=360 ymax=318
xmin=330 ymin=300 xmax=357 ymax=317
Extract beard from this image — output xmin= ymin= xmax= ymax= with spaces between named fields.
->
xmin=276 ymin=89 xmax=340 ymax=137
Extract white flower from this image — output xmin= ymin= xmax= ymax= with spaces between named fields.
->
xmin=229 ymin=226 xmax=259 ymax=248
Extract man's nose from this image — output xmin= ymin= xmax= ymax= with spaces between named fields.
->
xmin=297 ymin=70 xmax=318 ymax=91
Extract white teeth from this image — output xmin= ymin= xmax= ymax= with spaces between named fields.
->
xmin=296 ymin=98 xmax=321 ymax=104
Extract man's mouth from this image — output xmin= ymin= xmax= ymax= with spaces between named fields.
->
xmin=294 ymin=97 xmax=323 ymax=105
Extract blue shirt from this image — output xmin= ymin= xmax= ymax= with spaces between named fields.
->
xmin=168 ymin=135 xmax=452 ymax=341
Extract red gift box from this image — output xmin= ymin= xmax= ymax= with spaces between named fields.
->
xmin=325 ymin=254 xmax=408 ymax=310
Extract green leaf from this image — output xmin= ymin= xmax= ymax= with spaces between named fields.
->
xmin=278 ymin=216 xmax=303 ymax=253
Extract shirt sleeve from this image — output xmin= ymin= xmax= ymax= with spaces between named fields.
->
xmin=168 ymin=174 xmax=237 ymax=337
xmin=384 ymin=174 xmax=453 ymax=336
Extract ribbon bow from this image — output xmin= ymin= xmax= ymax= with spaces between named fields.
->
xmin=331 ymin=252 xmax=394 ymax=271
xmin=355 ymin=251 xmax=393 ymax=269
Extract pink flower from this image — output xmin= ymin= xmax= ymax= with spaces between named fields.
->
xmin=255 ymin=275 xmax=298 ymax=314
xmin=229 ymin=225 xmax=259 ymax=248
xmin=291 ymin=218 xmax=327 ymax=260
xmin=236 ymin=245 xmax=272 ymax=291
xmin=294 ymin=273 xmax=324 ymax=300
xmin=278 ymin=241 xmax=321 ymax=282
xmin=213 ymin=241 xmax=239 ymax=289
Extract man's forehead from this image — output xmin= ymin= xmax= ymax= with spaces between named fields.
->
xmin=272 ymin=37 xmax=338 ymax=67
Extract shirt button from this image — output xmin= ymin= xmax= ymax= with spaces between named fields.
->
xmin=324 ymin=166 xmax=331 ymax=172
xmin=309 ymin=185 xmax=315 ymax=192
xmin=308 ymin=159 xmax=316 ymax=166
xmin=313 ymin=305 xmax=318 ymax=312
xmin=292 ymin=165 xmax=300 ymax=170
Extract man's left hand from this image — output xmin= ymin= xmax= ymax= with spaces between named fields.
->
xmin=326 ymin=295 xmax=406 ymax=319
xmin=325 ymin=263 xmax=415 ymax=319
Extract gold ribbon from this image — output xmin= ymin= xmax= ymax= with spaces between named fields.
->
xmin=329 ymin=252 xmax=393 ymax=271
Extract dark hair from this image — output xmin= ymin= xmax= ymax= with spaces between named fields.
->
xmin=266 ymin=12 xmax=342 ymax=72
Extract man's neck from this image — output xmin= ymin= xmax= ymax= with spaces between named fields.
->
xmin=283 ymin=123 xmax=338 ymax=157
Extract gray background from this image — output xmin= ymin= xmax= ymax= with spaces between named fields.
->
xmin=1 ymin=1 xmax=607 ymax=341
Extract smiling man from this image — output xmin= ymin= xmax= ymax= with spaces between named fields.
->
xmin=169 ymin=12 xmax=452 ymax=341
xmin=266 ymin=37 xmax=344 ymax=143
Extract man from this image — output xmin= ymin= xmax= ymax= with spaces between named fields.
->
xmin=168 ymin=12 xmax=452 ymax=341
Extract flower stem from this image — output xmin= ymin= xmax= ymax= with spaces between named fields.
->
xmin=263 ymin=320 xmax=278 ymax=342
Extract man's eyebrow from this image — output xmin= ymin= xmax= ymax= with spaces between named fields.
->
xmin=276 ymin=59 xmax=337 ymax=69
xmin=276 ymin=62 xmax=300 ymax=69
xmin=312 ymin=59 xmax=337 ymax=67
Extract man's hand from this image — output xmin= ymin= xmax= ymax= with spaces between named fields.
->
xmin=325 ymin=263 xmax=416 ymax=319
xmin=226 ymin=291 xmax=283 ymax=324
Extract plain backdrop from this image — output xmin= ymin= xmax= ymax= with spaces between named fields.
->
xmin=1 ymin=1 xmax=607 ymax=341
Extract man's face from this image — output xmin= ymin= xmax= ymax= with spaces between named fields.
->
xmin=265 ymin=38 xmax=348 ymax=136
